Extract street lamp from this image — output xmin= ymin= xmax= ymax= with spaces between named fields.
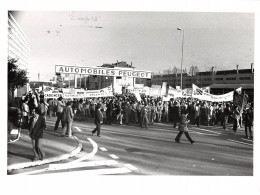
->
xmin=177 ymin=28 xmax=184 ymax=91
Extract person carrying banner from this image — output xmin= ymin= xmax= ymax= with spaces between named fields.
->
xmin=175 ymin=109 xmax=195 ymax=144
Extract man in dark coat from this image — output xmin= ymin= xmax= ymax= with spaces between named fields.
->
xmin=172 ymin=102 xmax=180 ymax=128
xmin=244 ymin=108 xmax=253 ymax=139
xmin=92 ymin=103 xmax=103 ymax=137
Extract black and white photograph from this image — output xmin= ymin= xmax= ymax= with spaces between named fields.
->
xmin=2 ymin=0 xmax=260 ymax=195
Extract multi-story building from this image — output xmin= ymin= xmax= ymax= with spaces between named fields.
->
xmin=150 ymin=64 xmax=254 ymax=100
xmin=8 ymin=12 xmax=31 ymax=97
xmin=8 ymin=12 xmax=30 ymax=70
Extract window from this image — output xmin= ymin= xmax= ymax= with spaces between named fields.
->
xmin=215 ymin=78 xmax=223 ymax=80
xmin=239 ymin=77 xmax=251 ymax=80
xmin=226 ymin=77 xmax=236 ymax=80
xmin=203 ymin=78 xmax=211 ymax=81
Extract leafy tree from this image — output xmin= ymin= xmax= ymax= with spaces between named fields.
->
xmin=8 ymin=58 xmax=28 ymax=98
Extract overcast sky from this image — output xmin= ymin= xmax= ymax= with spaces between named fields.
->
xmin=11 ymin=11 xmax=254 ymax=81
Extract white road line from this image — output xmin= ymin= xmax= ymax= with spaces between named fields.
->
xmin=189 ymin=131 xmax=219 ymax=136
xmin=74 ymin=126 xmax=82 ymax=132
xmin=48 ymin=160 xmax=119 ymax=171
xmin=227 ymin=139 xmax=253 ymax=147
xmin=45 ymin=167 xmax=132 ymax=175
xmin=241 ymin=138 xmax=253 ymax=142
xmin=109 ymin=154 xmax=119 ymax=159
xmin=192 ymin=127 xmax=222 ymax=134
xmin=68 ymin=138 xmax=98 ymax=164
xmin=124 ymin=164 xmax=138 ymax=171
xmin=100 ymin=147 xmax=108 ymax=151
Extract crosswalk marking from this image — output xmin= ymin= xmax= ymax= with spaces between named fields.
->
xmin=109 ymin=154 xmax=119 ymax=159
xmin=74 ymin=126 xmax=82 ymax=132
xmin=100 ymin=147 xmax=108 ymax=151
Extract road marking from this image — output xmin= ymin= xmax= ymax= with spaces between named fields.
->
xmin=124 ymin=164 xmax=138 ymax=171
xmin=45 ymin=167 xmax=132 ymax=175
xmin=74 ymin=126 xmax=82 ymax=132
xmin=100 ymin=147 xmax=108 ymax=151
xmin=68 ymin=138 xmax=98 ymax=164
xmin=227 ymin=139 xmax=253 ymax=147
xmin=48 ymin=160 xmax=119 ymax=170
xmin=189 ymin=131 xmax=219 ymax=136
xmin=109 ymin=154 xmax=119 ymax=159
xmin=192 ymin=127 xmax=222 ymax=134
xmin=241 ymin=138 xmax=253 ymax=142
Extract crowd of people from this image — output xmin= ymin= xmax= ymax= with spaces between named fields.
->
xmin=45 ymin=92 xmax=254 ymax=138
xmin=17 ymin=90 xmax=254 ymax=160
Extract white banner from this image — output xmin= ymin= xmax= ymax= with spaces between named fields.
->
xmin=128 ymin=86 xmax=150 ymax=95
xmin=192 ymin=84 xmax=236 ymax=102
xmin=160 ymin=82 xmax=167 ymax=96
xmin=133 ymin=91 xmax=142 ymax=102
xmin=168 ymin=86 xmax=182 ymax=98
xmin=149 ymin=87 xmax=161 ymax=97
xmin=56 ymin=65 xmax=152 ymax=79
xmin=84 ymin=85 xmax=113 ymax=98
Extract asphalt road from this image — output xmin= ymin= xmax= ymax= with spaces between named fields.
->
xmin=12 ymin=117 xmax=253 ymax=176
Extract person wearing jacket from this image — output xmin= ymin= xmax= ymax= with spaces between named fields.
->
xmin=61 ymin=101 xmax=74 ymax=137
xmin=244 ymin=108 xmax=253 ymax=139
xmin=92 ymin=103 xmax=103 ymax=137
xmin=54 ymin=96 xmax=66 ymax=131
xmin=175 ymin=109 xmax=195 ymax=144
xmin=28 ymin=93 xmax=46 ymax=161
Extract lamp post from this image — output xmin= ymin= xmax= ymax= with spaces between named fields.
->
xmin=177 ymin=28 xmax=184 ymax=91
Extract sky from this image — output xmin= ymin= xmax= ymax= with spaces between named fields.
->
xmin=11 ymin=11 xmax=254 ymax=81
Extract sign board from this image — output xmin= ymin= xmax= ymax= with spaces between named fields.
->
xmin=56 ymin=65 xmax=152 ymax=79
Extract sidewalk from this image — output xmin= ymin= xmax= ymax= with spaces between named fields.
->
xmin=7 ymin=127 xmax=82 ymax=172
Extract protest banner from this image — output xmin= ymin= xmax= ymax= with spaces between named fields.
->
xmin=192 ymin=84 xmax=240 ymax=102
xmin=168 ymin=86 xmax=182 ymax=98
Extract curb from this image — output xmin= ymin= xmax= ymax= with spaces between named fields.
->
xmin=7 ymin=135 xmax=82 ymax=172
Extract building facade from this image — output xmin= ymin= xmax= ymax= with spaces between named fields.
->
xmin=8 ymin=12 xmax=30 ymax=70
xmin=64 ymin=61 xmax=147 ymax=93
xmin=151 ymin=64 xmax=254 ymax=88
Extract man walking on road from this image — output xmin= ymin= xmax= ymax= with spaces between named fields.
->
xmin=61 ymin=101 xmax=74 ymax=137
xmin=175 ymin=109 xmax=195 ymax=144
xmin=92 ymin=103 xmax=103 ymax=137
xmin=54 ymin=97 xmax=65 ymax=131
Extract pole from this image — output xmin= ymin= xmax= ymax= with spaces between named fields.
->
xmin=181 ymin=30 xmax=184 ymax=91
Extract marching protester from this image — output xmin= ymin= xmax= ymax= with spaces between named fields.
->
xmin=223 ymin=103 xmax=232 ymax=131
xmin=243 ymin=107 xmax=253 ymax=139
xmin=22 ymin=98 xmax=29 ymax=129
xmin=175 ymin=108 xmax=195 ymax=144
xmin=54 ymin=96 xmax=66 ymax=131
xmin=92 ymin=103 xmax=103 ymax=137
xmin=61 ymin=101 xmax=74 ymax=137
xmin=140 ymin=102 xmax=149 ymax=129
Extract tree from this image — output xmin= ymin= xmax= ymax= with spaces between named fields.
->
xmin=8 ymin=58 xmax=28 ymax=98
